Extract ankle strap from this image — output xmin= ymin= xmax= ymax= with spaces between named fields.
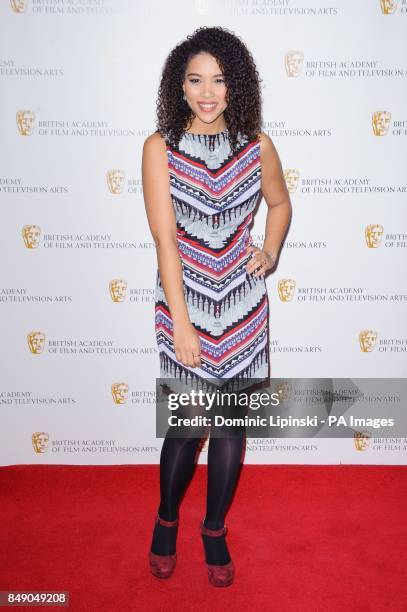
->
xmin=200 ymin=519 xmax=227 ymax=537
xmin=156 ymin=513 xmax=179 ymax=527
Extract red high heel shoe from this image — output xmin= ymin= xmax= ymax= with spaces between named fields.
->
xmin=200 ymin=519 xmax=235 ymax=587
xmin=148 ymin=514 xmax=179 ymax=578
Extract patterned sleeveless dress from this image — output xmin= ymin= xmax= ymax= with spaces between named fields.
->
xmin=155 ymin=128 xmax=270 ymax=394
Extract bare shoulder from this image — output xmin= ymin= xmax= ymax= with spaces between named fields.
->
xmin=142 ymin=132 xmax=169 ymax=176
xmin=257 ymin=131 xmax=278 ymax=154
xmin=143 ymin=131 xmax=167 ymax=155
xmin=257 ymin=131 xmax=282 ymax=170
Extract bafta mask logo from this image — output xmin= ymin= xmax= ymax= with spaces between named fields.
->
xmin=16 ymin=110 xmax=35 ymax=136
xmin=277 ymin=279 xmax=296 ymax=302
xmin=111 ymin=382 xmax=129 ymax=404
xmin=284 ymin=169 xmax=300 ymax=193
xmin=22 ymin=224 xmax=41 ymax=248
xmin=10 ymin=0 xmax=29 ymax=13
xmin=32 ymin=432 xmax=49 ymax=454
xmin=274 ymin=380 xmax=292 ymax=403
xmin=27 ymin=331 xmax=46 ymax=354
xmin=380 ymin=0 xmax=398 ymax=14
xmin=354 ymin=430 xmax=371 ymax=451
xmin=106 ymin=169 xmax=126 ymax=194
xmin=359 ymin=330 xmax=378 ymax=353
xmin=372 ymin=111 xmax=391 ymax=136
xmin=285 ymin=51 xmax=304 ymax=77
xmin=365 ymin=224 xmax=384 ymax=248
xmin=109 ymin=279 xmax=128 ymax=302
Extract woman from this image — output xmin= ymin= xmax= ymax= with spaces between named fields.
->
xmin=142 ymin=26 xmax=291 ymax=587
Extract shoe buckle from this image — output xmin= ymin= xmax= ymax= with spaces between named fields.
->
xmin=200 ymin=519 xmax=227 ymax=537
xmin=156 ymin=513 xmax=179 ymax=528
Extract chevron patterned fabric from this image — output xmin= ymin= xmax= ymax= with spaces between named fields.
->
xmin=155 ymin=129 xmax=270 ymax=394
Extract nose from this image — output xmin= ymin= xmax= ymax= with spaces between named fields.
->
xmin=201 ymin=82 xmax=215 ymax=97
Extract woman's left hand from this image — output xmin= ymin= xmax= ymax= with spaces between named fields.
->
xmin=246 ymin=245 xmax=276 ymax=278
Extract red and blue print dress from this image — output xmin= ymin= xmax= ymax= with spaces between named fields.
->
xmin=155 ymin=128 xmax=270 ymax=394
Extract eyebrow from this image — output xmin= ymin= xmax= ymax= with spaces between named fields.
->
xmin=186 ymin=72 xmax=224 ymax=77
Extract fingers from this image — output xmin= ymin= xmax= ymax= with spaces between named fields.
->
xmin=246 ymin=246 xmax=268 ymax=278
xmin=175 ymin=346 xmax=202 ymax=368
xmin=189 ymin=344 xmax=202 ymax=368
xmin=253 ymin=262 xmax=267 ymax=278
xmin=173 ymin=322 xmax=202 ymax=368
xmin=192 ymin=352 xmax=202 ymax=368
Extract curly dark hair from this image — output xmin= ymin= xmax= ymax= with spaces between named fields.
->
xmin=155 ymin=26 xmax=263 ymax=158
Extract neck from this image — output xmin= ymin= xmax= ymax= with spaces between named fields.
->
xmin=185 ymin=121 xmax=227 ymax=136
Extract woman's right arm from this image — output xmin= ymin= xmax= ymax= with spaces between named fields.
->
xmin=142 ymin=132 xmax=202 ymax=369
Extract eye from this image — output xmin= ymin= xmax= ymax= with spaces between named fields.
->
xmin=188 ymin=78 xmax=225 ymax=84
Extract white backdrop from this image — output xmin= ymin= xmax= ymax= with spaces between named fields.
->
xmin=1 ymin=0 xmax=406 ymax=465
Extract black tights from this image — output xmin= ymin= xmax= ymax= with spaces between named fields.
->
xmin=151 ymin=420 xmax=245 ymax=564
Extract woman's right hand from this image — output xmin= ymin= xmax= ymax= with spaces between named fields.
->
xmin=173 ymin=320 xmax=202 ymax=368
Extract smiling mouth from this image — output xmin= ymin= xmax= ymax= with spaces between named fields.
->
xmin=197 ymin=102 xmax=218 ymax=112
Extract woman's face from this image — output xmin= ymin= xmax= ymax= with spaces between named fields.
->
xmin=182 ymin=52 xmax=228 ymax=128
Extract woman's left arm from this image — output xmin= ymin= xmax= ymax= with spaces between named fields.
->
xmin=246 ymin=132 xmax=292 ymax=277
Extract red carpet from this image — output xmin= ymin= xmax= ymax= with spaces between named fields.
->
xmin=1 ymin=464 xmax=406 ymax=611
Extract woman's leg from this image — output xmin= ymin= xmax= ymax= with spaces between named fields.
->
xmin=202 ymin=406 xmax=246 ymax=565
xmin=151 ymin=434 xmax=203 ymax=555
